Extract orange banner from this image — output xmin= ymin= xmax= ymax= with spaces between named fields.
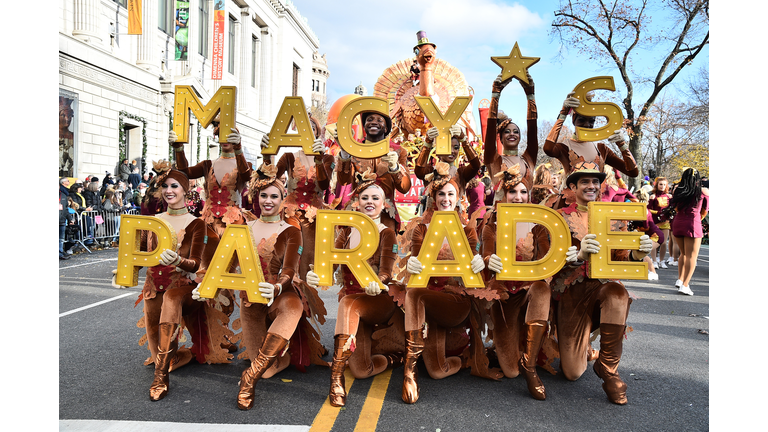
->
xmin=127 ymin=0 xmax=142 ymax=35
xmin=211 ymin=7 xmax=226 ymax=80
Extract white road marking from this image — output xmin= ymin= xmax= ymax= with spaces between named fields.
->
xmin=59 ymin=420 xmax=309 ymax=431
xmin=59 ymin=292 xmax=135 ymax=318
xmin=60 ymin=258 xmax=119 ymax=270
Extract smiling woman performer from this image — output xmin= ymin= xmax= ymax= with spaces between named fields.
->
xmin=134 ymin=166 xmax=231 ymax=401
xmin=484 ymin=72 xmax=538 ymax=189
xmin=233 ymin=164 xmax=326 ymax=410
xmin=482 ymin=165 xmax=552 ymax=401
xmin=401 ymin=163 xmax=498 ymax=404
xmin=306 ymin=169 xmax=404 ymax=407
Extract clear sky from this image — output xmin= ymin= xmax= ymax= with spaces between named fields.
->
xmin=290 ymin=0 xmax=709 ymax=136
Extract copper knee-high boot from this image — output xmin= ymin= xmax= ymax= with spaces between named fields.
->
xmin=593 ymin=323 xmax=628 ymax=405
xmin=149 ymin=323 xmax=179 ymax=401
xmin=519 ymin=320 xmax=547 ymax=401
xmin=402 ymin=329 xmax=425 ymax=404
xmin=237 ymin=333 xmax=288 ymax=410
xmin=329 ymin=334 xmax=354 ymax=407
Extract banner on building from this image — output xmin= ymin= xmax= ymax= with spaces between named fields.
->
xmin=174 ymin=1 xmax=190 ymax=60
xmin=211 ymin=0 xmax=226 ymax=79
xmin=59 ymin=89 xmax=79 ymax=178
xmin=127 ymin=0 xmax=142 ymax=34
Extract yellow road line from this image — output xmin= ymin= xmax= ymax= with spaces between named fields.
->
xmin=353 ymin=369 xmax=393 ymax=432
xmin=309 ymin=368 xmax=355 ymax=432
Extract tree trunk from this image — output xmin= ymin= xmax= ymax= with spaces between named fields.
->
xmin=628 ymin=127 xmax=644 ymax=191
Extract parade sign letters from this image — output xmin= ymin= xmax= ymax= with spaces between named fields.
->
xmin=408 ymin=211 xmax=484 ymax=288
xmin=335 ymin=97 xmax=391 ymax=159
xmin=115 ymin=216 xmax=178 ymax=287
xmin=494 ymin=204 xmax=570 ymax=281
xmin=262 ymin=97 xmax=318 ymax=156
xmin=571 ymin=76 xmax=625 ymax=142
xmin=587 ymin=202 xmax=648 ymax=280
xmin=313 ymin=210 xmax=387 ymax=291
xmin=173 ymin=86 xmax=237 ymax=143
xmin=197 ymin=224 xmax=268 ymax=303
xmin=415 ymin=96 xmax=473 ymax=156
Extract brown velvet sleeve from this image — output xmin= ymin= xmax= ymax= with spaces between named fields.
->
xmin=335 ymin=156 xmax=354 ymax=187
xmin=178 ymin=159 xmax=211 ymax=181
xmin=459 ymin=141 xmax=481 ymax=184
xmin=275 ymin=226 xmax=302 ymax=287
xmin=389 ymin=149 xmax=412 ymax=194
xmin=410 ymin=224 xmax=426 ymax=257
xmin=314 ymin=153 xmax=334 ymax=191
xmin=523 ymin=100 xmax=539 ymax=170
xmin=234 ymin=145 xmax=253 ymax=187
xmin=543 ymin=118 xmax=567 ymax=159
xmin=414 ymin=146 xmax=433 ymax=180
xmin=377 ymin=228 xmax=398 ymax=284
xmin=484 ymin=117 xmax=501 ymax=166
xmin=464 ymin=225 xmax=480 ymax=256
xmin=599 ymin=142 xmax=639 ymax=178
xmin=175 ymin=218 xmax=206 ymax=273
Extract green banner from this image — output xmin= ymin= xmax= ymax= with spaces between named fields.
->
xmin=174 ymin=1 xmax=189 ymax=60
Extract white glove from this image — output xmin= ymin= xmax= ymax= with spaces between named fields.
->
xmin=260 ymin=134 xmax=270 ymax=149
xmin=563 ymin=91 xmax=581 ymax=109
xmin=365 ymin=281 xmax=382 ymax=296
xmin=426 ymin=127 xmax=439 ymax=143
xmin=449 ymin=124 xmax=462 ymax=138
xmin=110 ymin=269 xmax=125 ymax=289
xmin=168 ymin=130 xmax=177 ymax=144
xmin=471 ymin=254 xmax=485 ymax=274
xmin=311 ymin=138 xmax=325 ymax=154
xmin=226 ymin=131 xmax=241 ymax=145
xmin=383 ymin=151 xmax=399 ymax=171
xmin=488 ymin=254 xmax=503 ymax=273
xmin=607 ymin=129 xmax=626 ymax=144
xmin=306 ymin=266 xmax=320 ymax=288
xmin=191 ymin=285 xmax=207 ymax=302
xmin=158 ymin=249 xmax=181 ymax=266
xmin=577 ymin=234 xmax=601 ymax=261
xmin=565 ymin=246 xmax=579 ymax=264
xmin=259 ymin=282 xmax=277 ymax=307
xmin=637 ymin=234 xmax=652 ymax=254
xmin=407 ymin=256 xmax=424 ymax=275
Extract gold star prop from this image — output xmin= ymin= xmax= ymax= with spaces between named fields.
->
xmin=491 ymin=42 xmax=539 ymax=85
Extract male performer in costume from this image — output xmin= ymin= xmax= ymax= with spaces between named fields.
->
xmin=538 ymin=161 xmax=651 ymax=405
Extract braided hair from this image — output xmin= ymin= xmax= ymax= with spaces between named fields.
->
xmin=669 ymin=168 xmax=701 ymax=210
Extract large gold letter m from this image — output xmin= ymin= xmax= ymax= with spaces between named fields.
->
xmin=172 ymin=86 xmax=237 ymax=143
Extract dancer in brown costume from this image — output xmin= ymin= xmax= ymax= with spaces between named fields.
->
xmin=306 ymin=170 xmax=404 ymax=407
xmin=401 ymin=167 xmax=490 ymax=404
xmin=230 ymin=164 xmax=325 ymax=410
xmin=482 ymin=165 xmax=551 ymax=400
xmin=547 ymin=162 xmax=652 ymax=404
xmin=415 ymin=124 xmax=481 ymax=202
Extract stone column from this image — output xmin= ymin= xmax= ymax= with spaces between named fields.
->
xmin=136 ymin=0 xmax=158 ymax=74
xmin=238 ymin=8 xmax=251 ymax=113
xmin=72 ymin=0 xmax=102 ymax=43
xmin=259 ymin=28 xmax=271 ymax=121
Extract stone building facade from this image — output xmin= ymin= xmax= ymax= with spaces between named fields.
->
xmin=59 ymin=0 xmax=324 ymax=179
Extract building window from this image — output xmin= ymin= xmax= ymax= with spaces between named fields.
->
xmin=158 ymin=0 xmax=174 ymax=35
xmin=251 ymin=36 xmax=258 ymax=87
xmin=228 ymin=16 xmax=236 ymax=74
xmin=113 ymin=0 xmax=127 ymax=7
xmin=198 ymin=0 xmax=209 ymax=57
xmin=292 ymin=64 xmax=300 ymax=96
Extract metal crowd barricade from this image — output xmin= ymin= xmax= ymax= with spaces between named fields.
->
xmin=73 ymin=208 xmax=140 ymax=253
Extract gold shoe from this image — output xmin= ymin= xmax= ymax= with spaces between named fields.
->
xmin=329 ymin=334 xmax=353 ymax=407
xmin=593 ymin=323 xmax=628 ymax=405
xmin=519 ymin=320 xmax=547 ymax=401
xmin=402 ymin=329 xmax=424 ymax=404
xmin=150 ymin=323 xmax=178 ymax=401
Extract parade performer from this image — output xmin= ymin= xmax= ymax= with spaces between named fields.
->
xmin=483 ymin=72 xmax=538 ymax=188
xmin=230 ymin=164 xmax=327 ymax=410
xmin=131 ymin=166 xmax=233 ymax=401
xmin=544 ymin=162 xmax=652 ymax=404
xmin=415 ymin=124 xmax=481 ymax=204
xmin=259 ymin=113 xmax=335 ymax=282
xmin=334 ymin=111 xmax=411 ymax=232
xmin=306 ymin=169 xmax=404 ymax=407
xmin=401 ymin=164 xmax=496 ymax=404
xmin=601 ymin=167 xmax=638 ymax=203
xmin=635 ymin=189 xmax=663 ymax=281
xmin=169 ymin=116 xmax=251 ymax=236
xmin=648 ymin=177 xmax=673 ymax=269
xmin=542 ymin=92 xmax=638 ymax=208
xmin=670 ymin=168 xmax=709 ymax=296
xmin=482 ymin=165 xmax=552 ymax=400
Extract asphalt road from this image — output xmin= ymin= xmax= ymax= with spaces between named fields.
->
xmin=58 ymin=246 xmax=709 ymax=431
